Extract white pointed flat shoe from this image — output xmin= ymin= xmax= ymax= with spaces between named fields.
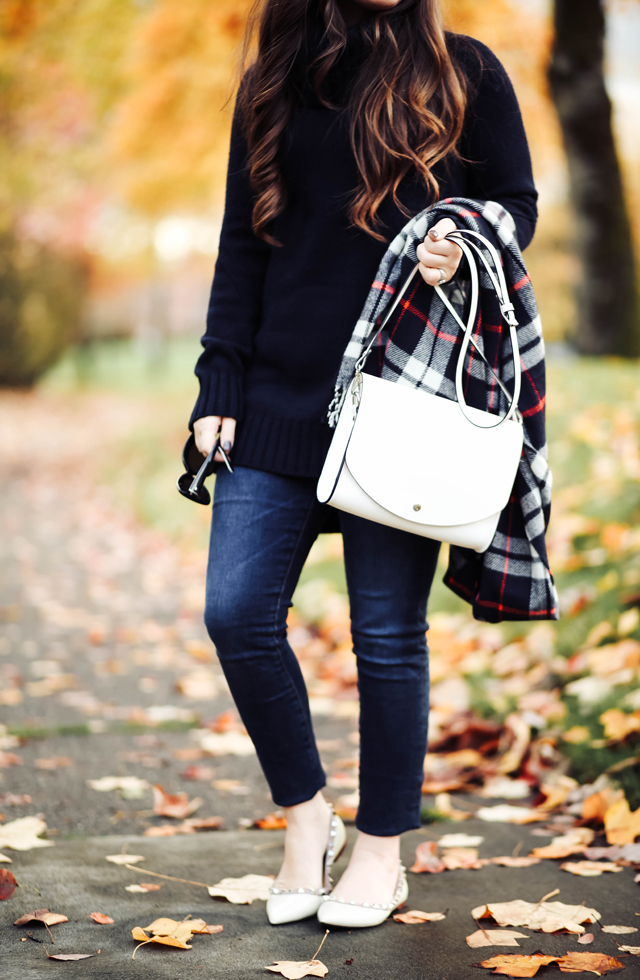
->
xmin=316 ymin=862 xmax=408 ymax=928
xmin=266 ymin=807 xmax=347 ymax=925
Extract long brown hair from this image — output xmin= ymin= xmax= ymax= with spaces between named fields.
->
xmin=239 ymin=0 xmax=467 ymax=244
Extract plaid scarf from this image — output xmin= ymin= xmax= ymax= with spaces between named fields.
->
xmin=328 ymin=197 xmax=558 ymax=623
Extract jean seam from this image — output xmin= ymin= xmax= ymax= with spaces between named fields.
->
xmin=270 ymin=498 xmax=325 ymax=789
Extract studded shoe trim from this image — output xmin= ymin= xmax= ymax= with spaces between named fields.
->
xmin=320 ymin=862 xmax=407 ymax=910
xmin=269 ymin=808 xmax=342 ymax=897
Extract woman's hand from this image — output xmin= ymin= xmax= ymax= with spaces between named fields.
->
xmin=194 ymin=416 xmax=236 ymax=463
xmin=416 ymin=217 xmax=462 ymax=287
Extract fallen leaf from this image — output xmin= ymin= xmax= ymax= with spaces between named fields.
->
xmin=152 ymin=784 xmax=202 ymax=819
xmin=531 ymin=829 xmax=595 ymax=859
xmin=0 ymin=816 xmax=53 ymax=851
xmin=35 ymin=757 xmax=72 ymax=770
xmin=497 ymin=714 xmax=531 ymax=774
xmin=477 ymin=778 xmax=532 ymax=800
xmin=14 ymin=908 xmax=69 ymax=927
xmin=600 ymin=708 xmax=640 ymax=741
xmin=472 ymin=896 xmax=600 ymax=934
xmin=476 ymin=806 xmax=545 ymax=825
xmin=441 ymin=848 xmax=488 ymax=870
xmin=143 ymin=815 xmax=223 ymax=837
xmin=253 ymin=812 xmax=287 ymax=830
xmin=489 ymin=857 xmax=541 ymax=868
xmin=476 ymin=953 xmax=558 ymax=976
xmin=466 ymin=929 xmax=531 ymax=948
xmin=0 ymin=752 xmax=22 ymax=767
xmin=208 ymin=873 xmax=274 ymax=903
xmin=393 ymin=910 xmax=446 ymax=923
xmin=196 ymin=730 xmax=256 ymax=756
xmin=0 ymin=868 xmax=17 ymax=899
xmin=555 ymin=951 xmax=625 ymax=973
xmin=433 ymin=792 xmax=471 ymax=821
xmin=409 ymin=840 xmax=446 ymax=873
xmin=125 ymin=884 xmax=158 ymax=893
xmin=582 ymin=787 xmax=625 ymax=822
xmin=0 ymin=793 xmax=31 ymax=805
xmin=106 ymin=854 xmax=145 ymax=865
xmin=180 ymin=765 xmax=215 ymax=781
xmin=577 ymin=934 xmax=594 ymax=945
xmin=194 ymin=923 xmax=223 ymax=934
xmin=561 ymin=861 xmax=624 ymax=877
xmin=88 ymin=776 xmax=149 ymax=799
xmin=265 ymin=960 xmax=328 ymax=979
xmin=583 ymin=843 xmax=640 ymax=863
xmin=601 ymin=925 xmax=638 ymax=934
xmin=0 ymin=854 xmax=12 ymax=863
xmin=604 ymin=797 xmax=640 ymax=845
xmin=438 ymin=833 xmax=484 ymax=847
xmin=212 ymin=778 xmax=250 ymax=794
xmin=131 ymin=917 xmax=213 ymax=957
xmin=618 ymin=946 xmax=640 ymax=955
xmin=90 ymin=912 xmax=114 ymax=924
xmin=43 ymin=951 xmax=96 ymax=961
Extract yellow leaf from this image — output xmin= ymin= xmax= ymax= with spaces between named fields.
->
xmin=599 ymin=708 xmax=640 ymax=741
xmin=265 ymin=960 xmax=328 ymax=979
xmin=604 ymin=797 xmax=640 ymax=845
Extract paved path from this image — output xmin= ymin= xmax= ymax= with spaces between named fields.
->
xmin=2 ymin=823 xmax=638 ymax=980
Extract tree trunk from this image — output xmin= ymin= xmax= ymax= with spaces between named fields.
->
xmin=548 ymin=0 xmax=640 ymax=356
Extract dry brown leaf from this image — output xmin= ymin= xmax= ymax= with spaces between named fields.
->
xmin=131 ymin=916 xmax=214 ymax=957
xmin=0 ymin=816 xmax=53 ymax=851
xmin=254 ymin=812 xmax=287 ymax=830
xmin=555 ymin=951 xmax=625 ymax=973
xmin=604 ymin=798 xmax=640 ymax=845
xmin=582 ymin=788 xmax=625 ymax=822
xmin=476 ymin=805 xmax=545 ymax=825
xmin=440 ymin=847 xmax=488 ymax=870
xmin=43 ymin=951 xmax=96 ymax=961
xmin=0 ymin=793 xmax=31 ymax=806
xmin=472 ymin=896 xmax=600 ymax=934
xmin=489 ymin=857 xmax=541 ymax=868
xmin=560 ymin=861 xmax=624 ymax=877
xmin=180 ymin=765 xmax=216 ymax=781
xmin=393 ymin=910 xmax=446 ymax=923
xmin=600 ymin=708 xmax=640 ymax=741
xmin=35 ymin=756 xmax=72 ymax=770
xmin=14 ymin=908 xmax=68 ymax=927
xmin=601 ymin=925 xmax=638 ymax=934
xmin=193 ymin=923 xmax=223 ymax=934
xmin=531 ymin=828 xmax=595 ymax=859
xmin=497 ymin=714 xmax=531 ymax=775
xmin=577 ymin=934 xmax=594 ymax=945
xmin=476 ymin=953 xmax=559 ymax=976
xmin=207 ymin=873 xmax=274 ymax=903
xmin=106 ymin=854 xmax=145 ymax=865
xmin=409 ymin=840 xmax=445 ymax=874
xmin=466 ymin=929 xmax=530 ymax=948
xmin=144 ymin=815 xmax=223 ymax=837
xmin=265 ymin=960 xmax=328 ymax=979
xmin=618 ymin=946 xmax=640 ymax=955
xmin=90 ymin=912 xmax=114 ymax=924
xmin=0 ymin=868 xmax=17 ymax=900
xmin=433 ymin=792 xmax=472 ymax=821
xmin=438 ymin=833 xmax=484 ymax=847
xmin=151 ymin=784 xmax=202 ymax=819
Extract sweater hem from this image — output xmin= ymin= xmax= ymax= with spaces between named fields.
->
xmin=230 ymin=412 xmax=333 ymax=479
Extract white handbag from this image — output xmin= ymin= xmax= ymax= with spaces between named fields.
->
xmin=317 ymin=231 xmax=524 ymax=553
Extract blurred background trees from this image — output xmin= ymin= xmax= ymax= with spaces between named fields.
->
xmin=0 ymin=0 xmax=639 ymax=382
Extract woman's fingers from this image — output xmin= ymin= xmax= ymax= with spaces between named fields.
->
xmin=417 ymin=217 xmax=462 ymax=286
xmin=216 ymin=417 xmax=237 ymax=463
xmin=193 ymin=416 xmax=221 ymax=456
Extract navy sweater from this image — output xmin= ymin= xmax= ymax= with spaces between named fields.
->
xmin=189 ymin=30 xmax=538 ymax=478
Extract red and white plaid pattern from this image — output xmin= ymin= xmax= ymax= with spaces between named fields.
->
xmin=328 ymin=198 xmax=558 ymax=623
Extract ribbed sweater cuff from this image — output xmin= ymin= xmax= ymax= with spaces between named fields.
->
xmin=189 ymin=372 xmax=244 ymax=428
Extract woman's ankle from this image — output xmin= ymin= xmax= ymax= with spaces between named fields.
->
xmin=352 ymin=830 xmax=400 ymax=865
xmin=282 ymin=791 xmax=330 ymax=827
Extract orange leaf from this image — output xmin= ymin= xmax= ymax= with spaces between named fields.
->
xmin=489 ymin=856 xmax=540 ymax=868
xmin=599 ymin=709 xmax=640 ymax=742
xmin=253 ymin=812 xmax=287 ymax=830
xmin=89 ymin=912 xmax=114 ymax=924
xmin=14 ymin=908 xmax=68 ymax=927
xmin=604 ymin=797 xmax=640 ymax=845
xmin=556 ymin=951 xmax=625 ymax=974
xmin=477 ymin=954 xmax=558 ymax=976
xmin=393 ymin=910 xmax=446 ymax=923
xmin=0 ymin=869 xmax=17 ymax=900
xmin=152 ymin=785 xmax=202 ymax=819
xmin=410 ymin=840 xmax=446 ymax=874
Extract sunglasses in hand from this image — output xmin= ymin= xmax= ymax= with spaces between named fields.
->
xmin=176 ymin=433 xmax=234 ymax=506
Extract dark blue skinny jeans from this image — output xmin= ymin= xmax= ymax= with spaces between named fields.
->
xmin=204 ymin=466 xmax=440 ymax=836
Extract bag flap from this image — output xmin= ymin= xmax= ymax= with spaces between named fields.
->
xmin=346 ymin=374 xmax=523 ymax=527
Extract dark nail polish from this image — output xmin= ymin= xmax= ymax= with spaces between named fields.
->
xmin=222 ymin=440 xmax=233 ymax=452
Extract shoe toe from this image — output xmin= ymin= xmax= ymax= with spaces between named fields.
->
xmin=266 ymin=893 xmax=323 ymax=925
xmin=317 ymin=899 xmax=390 ymax=928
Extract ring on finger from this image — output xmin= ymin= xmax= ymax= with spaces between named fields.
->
xmin=437 ymin=268 xmax=447 ymax=286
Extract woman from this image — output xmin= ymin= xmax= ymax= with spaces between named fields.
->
xmin=190 ymin=0 xmax=537 ymax=928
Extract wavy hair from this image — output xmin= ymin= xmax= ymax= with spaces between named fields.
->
xmin=238 ymin=0 xmax=467 ymax=243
